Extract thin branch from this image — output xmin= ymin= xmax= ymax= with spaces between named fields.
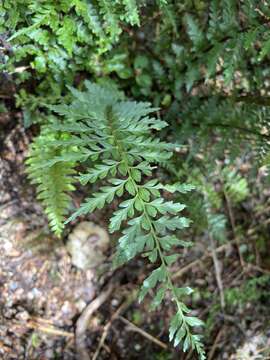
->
xmin=208 ymin=327 xmax=224 ymax=360
xmin=172 ymin=242 xmax=235 ymax=280
xmin=92 ymin=293 xmax=136 ymax=360
xmin=26 ymin=320 xmax=74 ymax=338
xmin=119 ymin=316 xmax=168 ymax=350
xmin=75 ymin=285 xmax=114 ymax=360
xmin=223 ymin=190 xmax=245 ymax=269
xmin=209 ymin=233 xmax=225 ymax=309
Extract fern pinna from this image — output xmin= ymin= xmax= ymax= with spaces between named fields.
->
xmin=27 ymin=82 xmax=205 ymax=358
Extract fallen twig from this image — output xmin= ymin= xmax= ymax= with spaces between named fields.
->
xmin=209 ymin=233 xmax=225 ymax=309
xmin=224 ymin=191 xmax=245 ymax=269
xmin=208 ymin=327 xmax=224 ymax=360
xmin=75 ymin=284 xmax=114 ymax=360
xmin=246 ymin=263 xmax=270 ymax=275
xmin=26 ymin=320 xmax=74 ymax=338
xmin=218 ymin=313 xmax=246 ymax=337
xmin=119 ymin=316 xmax=168 ymax=350
xmin=172 ymin=242 xmax=235 ymax=280
xmin=92 ymin=295 xmax=134 ymax=360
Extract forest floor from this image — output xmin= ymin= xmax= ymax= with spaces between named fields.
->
xmin=1 ymin=105 xmax=270 ymax=359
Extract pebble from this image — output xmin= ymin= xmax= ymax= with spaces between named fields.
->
xmin=9 ymin=282 xmax=19 ymax=291
xmin=45 ymin=349 xmax=54 ymax=358
xmin=111 ymin=298 xmax=119 ymax=307
xmin=75 ymin=299 xmax=87 ymax=312
xmin=15 ymin=311 xmax=29 ymax=321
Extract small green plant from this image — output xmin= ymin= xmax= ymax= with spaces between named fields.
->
xmin=27 ymin=82 xmax=205 ymax=358
xmin=205 ymin=274 xmax=270 ymax=335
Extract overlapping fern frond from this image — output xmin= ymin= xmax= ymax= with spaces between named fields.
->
xmin=26 ymin=130 xmax=76 ymax=236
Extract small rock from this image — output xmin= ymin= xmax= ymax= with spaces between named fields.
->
xmin=9 ymin=282 xmax=19 ymax=291
xmin=15 ymin=311 xmax=30 ymax=321
xmin=75 ymin=299 xmax=87 ymax=312
xmin=32 ymin=287 xmax=42 ymax=298
xmin=66 ymin=221 xmax=109 ymax=270
xmin=13 ymin=288 xmax=24 ymax=299
xmin=134 ymin=344 xmax=141 ymax=351
xmin=45 ymin=349 xmax=54 ymax=358
xmin=61 ymin=301 xmax=77 ymax=320
xmin=111 ymin=298 xmax=119 ymax=307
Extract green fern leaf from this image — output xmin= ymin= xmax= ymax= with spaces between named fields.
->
xmin=28 ymin=82 xmax=205 ymax=358
xmin=26 ymin=130 xmax=76 ymax=236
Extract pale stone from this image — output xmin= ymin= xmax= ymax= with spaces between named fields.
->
xmin=66 ymin=221 xmax=109 ymax=270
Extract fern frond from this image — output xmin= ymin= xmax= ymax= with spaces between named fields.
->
xmin=222 ymin=167 xmax=249 ymax=204
xmin=185 ymin=14 xmax=204 ymax=49
xmin=97 ymin=0 xmax=122 ymax=43
xmin=26 ymin=129 xmax=76 ymax=236
xmin=45 ymin=82 xmax=205 ymax=359
xmin=121 ymin=0 xmax=140 ymax=26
